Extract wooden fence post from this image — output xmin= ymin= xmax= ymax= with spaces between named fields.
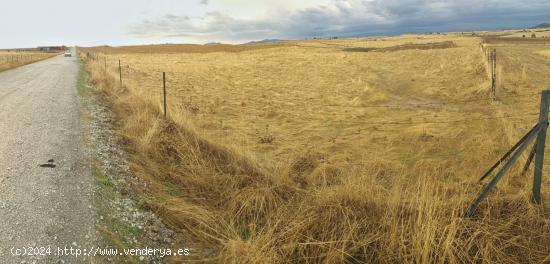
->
xmin=119 ymin=60 xmax=122 ymax=86
xmin=163 ymin=72 xmax=167 ymax=118
xmin=491 ymin=49 xmax=497 ymax=100
xmin=533 ymin=89 xmax=550 ymax=203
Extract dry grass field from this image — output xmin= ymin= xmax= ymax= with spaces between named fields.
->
xmin=0 ymin=51 xmax=58 ymax=72
xmin=81 ymin=33 xmax=550 ymax=263
xmin=501 ymin=29 xmax=550 ymax=39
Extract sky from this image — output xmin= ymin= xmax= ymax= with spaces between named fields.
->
xmin=1 ymin=0 xmax=550 ymax=49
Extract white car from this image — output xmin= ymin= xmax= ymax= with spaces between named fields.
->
xmin=64 ymin=51 xmax=72 ymax=57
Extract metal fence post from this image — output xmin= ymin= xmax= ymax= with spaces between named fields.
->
xmin=533 ymin=89 xmax=550 ymax=203
xmin=163 ymin=72 xmax=167 ymax=118
xmin=522 ymin=142 xmax=537 ymax=175
xmin=465 ymin=124 xmax=541 ymax=217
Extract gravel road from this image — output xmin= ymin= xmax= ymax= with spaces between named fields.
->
xmin=0 ymin=50 xmax=97 ymax=263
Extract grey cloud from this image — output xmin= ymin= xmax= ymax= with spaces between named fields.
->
xmin=128 ymin=0 xmax=550 ymax=42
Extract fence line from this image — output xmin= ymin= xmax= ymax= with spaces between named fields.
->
xmin=82 ymin=52 xmax=544 ymax=127
xmin=490 ymin=49 xmax=497 ymax=100
xmin=0 ymin=53 xmax=50 ymax=64
xmin=96 ymin=57 xmax=539 ymax=105
xmin=82 ymin=51 xmax=549 ymax=217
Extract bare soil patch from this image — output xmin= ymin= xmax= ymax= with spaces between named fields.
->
xmin=345 ymin=41 xmax=457 ymax=52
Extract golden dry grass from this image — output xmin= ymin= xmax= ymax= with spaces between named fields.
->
xmin=80 ymin=34 xmax=550 ymax=263
xmin=538 ymin=50 xmax=550 ymax=58
xmin=0 ymin=51 xmax=57 ymax=72
xmin=502 ymin=29 xmax=550 ymax=39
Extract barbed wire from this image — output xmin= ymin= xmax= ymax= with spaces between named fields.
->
xmin=82 ymin=52 xmax=544 ymax=128
xmin=78 ymin=51 xmax=550 ymax=167
xmin=97 ymin=63 xmax=543 ymax=110
xmin=153 ymin=91 xmax=539 ymax=111
xmin=90 ymin=54 xmax=543 ymax=102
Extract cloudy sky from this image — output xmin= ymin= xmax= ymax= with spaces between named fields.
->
xmin=1 ymin=0 xmax=550 ymax=48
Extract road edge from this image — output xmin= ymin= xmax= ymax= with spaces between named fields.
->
xmin=76 ymin=52 xmax=175 ymax=264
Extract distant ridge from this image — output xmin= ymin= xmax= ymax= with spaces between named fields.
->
xmin=532 ymin=23 xmax=550 ymax=29
xmin=246 ymin=39 xmax=283 ymax=44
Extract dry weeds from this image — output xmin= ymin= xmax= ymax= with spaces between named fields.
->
xmin=0 ymin=51 xmax=57 ymax=72
xmin=80 ymin=34 xmax=550 ymax=263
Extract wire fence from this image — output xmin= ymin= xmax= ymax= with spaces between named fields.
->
xmin=82 ymin=50 xmax=550 ymax=218
xmin=82 ymin=52 xmax=545 ymax=127
xmin=0 ymin=53 xmax=51 ymax=64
